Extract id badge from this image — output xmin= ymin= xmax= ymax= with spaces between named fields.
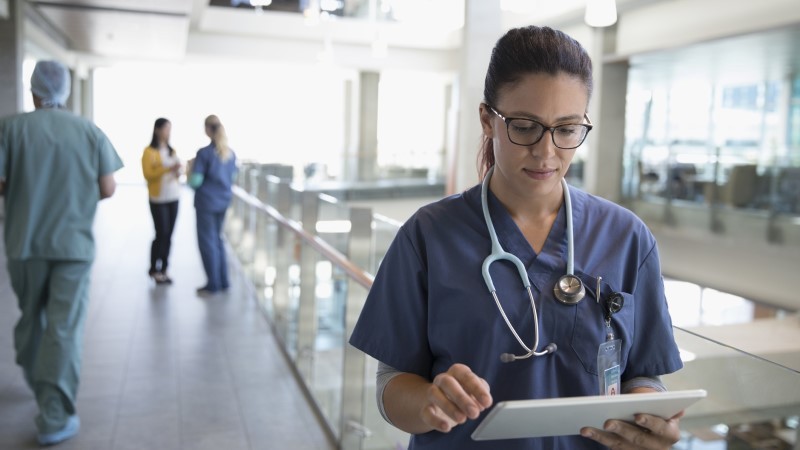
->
xmin=597 ymin=339 xmax=621 ymax=396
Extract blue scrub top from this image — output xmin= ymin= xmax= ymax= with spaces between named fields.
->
xmin=192 ymin=143 xmax=237 ymax=212
xmin=349 ymin=183 xmax=683 ymax=450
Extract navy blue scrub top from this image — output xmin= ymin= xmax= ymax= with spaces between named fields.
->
xmin=192 ymin=143 xmax=237 ymax=212
xmin=349 ymin=183 xmax=683 ymax=450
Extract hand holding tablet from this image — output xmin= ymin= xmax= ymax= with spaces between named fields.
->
xmin=471 ymin=389 xmax=706 ymax=441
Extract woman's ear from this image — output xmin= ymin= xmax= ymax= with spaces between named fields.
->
xmin=479 ymin=103 xmax=494 ymax=138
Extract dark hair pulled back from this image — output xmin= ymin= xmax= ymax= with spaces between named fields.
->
xmin=479 ymin=26 xmax=593 ymax=178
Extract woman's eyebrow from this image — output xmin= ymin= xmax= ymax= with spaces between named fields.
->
xmin=507 ymin=111 xmax=585 ymax=123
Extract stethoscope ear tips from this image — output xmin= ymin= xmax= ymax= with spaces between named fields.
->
xmin=554 ymin=274 xmax=585 ymax=305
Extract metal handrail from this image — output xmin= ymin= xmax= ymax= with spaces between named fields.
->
xmin=232 ymin=185 xmax=374 ymax=289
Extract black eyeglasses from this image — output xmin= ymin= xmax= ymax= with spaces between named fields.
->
xmin=486 ymin=105 xmax=593 ymax=149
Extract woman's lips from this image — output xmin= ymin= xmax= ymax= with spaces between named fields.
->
xmin=523 ymin=168 xmax=556 ymax=180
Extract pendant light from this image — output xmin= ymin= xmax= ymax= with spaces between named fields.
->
xmin=584 ymin=0 xmax=617 ymax=27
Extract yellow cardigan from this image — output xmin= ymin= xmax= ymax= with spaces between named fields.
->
xmin=141 ymin=146 xmax=174 ymax=198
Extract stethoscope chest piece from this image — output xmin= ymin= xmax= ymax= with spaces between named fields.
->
xmin=554 ymin=274 xmax=585 ymax=304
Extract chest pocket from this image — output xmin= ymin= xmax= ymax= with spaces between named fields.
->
xmin=569 ymin=271 xmax=636 ymax=376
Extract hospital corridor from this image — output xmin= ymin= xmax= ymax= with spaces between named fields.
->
xmin=0 ymin=0 xmax=799 ymax=449
xmin=0 ymin=186 xmax=336 ymax=449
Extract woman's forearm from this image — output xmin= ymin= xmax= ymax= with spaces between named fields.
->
xmin=383 ymin=372 xmax=436 ymax=435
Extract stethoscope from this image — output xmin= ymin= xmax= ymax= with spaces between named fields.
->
xmin=480 ymin=166 xmax=586 ymax=362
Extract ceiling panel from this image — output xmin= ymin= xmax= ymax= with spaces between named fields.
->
xmin=629 ymin=25 xmax=800 ymax=88
xmin=36 ymin=4 xmax=190 ymax=59
xmin=31 ymin=0 xmax=192 ymax=15
xmin=29 ymin=0 xmax=194 ymax=60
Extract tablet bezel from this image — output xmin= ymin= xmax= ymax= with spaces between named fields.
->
xmin=471 ymin=389 xmax=707 ymax=441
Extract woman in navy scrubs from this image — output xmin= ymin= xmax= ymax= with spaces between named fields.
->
xmin=349 ymin=26 xmax=684 ymax=449
xmin=189 ymin=115 xmax=237 ymax=294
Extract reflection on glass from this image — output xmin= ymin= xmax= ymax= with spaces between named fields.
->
xmin=666 ymin=329 xmax=800 ymax=450
xmin=624 ymin=42 xmax=798 ymax=217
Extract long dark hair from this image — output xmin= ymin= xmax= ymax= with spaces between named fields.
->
xmin=150 ymin=117 xmax=175 ymax=156
xmin=479 ymin=26 xmax=593 ymax=178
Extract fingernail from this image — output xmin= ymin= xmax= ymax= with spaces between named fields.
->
xmin=636 ymin=416 xmax=646 ymax=426
xmin=605 ymin=423 xmax=617 ymax=432
xmin=581 ymin=429 xmax=594 ymax=438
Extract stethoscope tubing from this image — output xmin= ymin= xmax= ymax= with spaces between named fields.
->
xmin=480 ymin=166 xmax=575 ymax=360
xmin=480 ymin=166 xmax=576 ymax=291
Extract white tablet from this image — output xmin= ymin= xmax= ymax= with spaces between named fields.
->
xmin=471 ymin=389 xmax=706 ymax=441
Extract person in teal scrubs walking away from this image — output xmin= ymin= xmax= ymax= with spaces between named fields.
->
xmin=0 ymin=60 xmax=123 ymax=446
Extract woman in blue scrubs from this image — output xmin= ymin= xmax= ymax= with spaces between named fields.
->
xmin=349 ymin=26 xmax=684 ymax=449
xmin=189 ymin=115 xmax=237 ymax=294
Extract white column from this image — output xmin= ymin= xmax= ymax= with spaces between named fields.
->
xmin=584 ymin=25 xmax=628 ymax=201
xmin=81 ymin=68 xmax=94 ymax=121
xmin=357 ymin=71 xmax=380 ymax=181
xmin=450 ymin=0 xmax=502 ymax=194
xmin=0 ymin=0 xmax=23 ymax=117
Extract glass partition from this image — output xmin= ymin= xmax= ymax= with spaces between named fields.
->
xmin=309 ymin=194 xmax=352 ymax=438
xmin=371 ymin=214 xmax=403 ymax=274
xmin=666 ymin=328 xmax=799 ymax=450
xmin=624 ymin=31 xmax=800 ymax=219
xmin=226 ymin=174 xmax=799 ymax=450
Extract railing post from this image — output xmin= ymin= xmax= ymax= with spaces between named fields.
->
xmin=296 ymin=191 xmax=320 ymax=382
xmin=226 ymin=164 xmax=248 ymax=248
xmin=252 ymin=172 xmax=271 ymax=290
xmin=238 ymin=166 xmax=261 ymax=266
xmin=272 ymin=181 xmax=294 ymax=352
xmin=340 ymin=207 xmax=373 ymax=450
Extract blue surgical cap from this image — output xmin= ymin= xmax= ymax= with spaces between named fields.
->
xmin=30 ymin=60 xmax=71 ymax=108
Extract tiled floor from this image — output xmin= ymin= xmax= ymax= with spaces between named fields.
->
xmin=0 ymin=185 xmax=336 ymax=450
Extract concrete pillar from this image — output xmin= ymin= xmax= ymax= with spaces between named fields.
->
xmin=66 ymin=67 xmax=94 ymax=120
xmin=356 ymin=71 xmax=379 ymax=181
xmin=81 ymin=69 xmax=94 ymax=120
xmin=0 ymin=0 xmax=24 ymax=117
xmin=451 ymin=0 xmax=502 ymax=193
xmin=67 ymin=69 xmax=81 ymax=116
xmin=342 ymin=77 xmax=360 ymax=182
xmin=584 ymin=25 xmax=629 ymax=201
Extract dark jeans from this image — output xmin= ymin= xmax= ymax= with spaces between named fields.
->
xmin=149 ymin=200 xmax=179 ymax=273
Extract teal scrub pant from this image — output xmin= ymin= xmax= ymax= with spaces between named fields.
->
xmin=7 ymin=259 xmax=91 ymax=434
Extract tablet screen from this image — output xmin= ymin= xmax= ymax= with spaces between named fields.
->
xmin=472 ymin=389 xmax=706 ymax=441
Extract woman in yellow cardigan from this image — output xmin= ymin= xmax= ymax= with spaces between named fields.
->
xmin=141 ymin=118 xmax=181 ymax=284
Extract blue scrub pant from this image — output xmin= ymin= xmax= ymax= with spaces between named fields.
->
xmin=8 ymin=259 xmax=91 ymax=434
xmin=196 ymin=209 xmax=229 ymax=291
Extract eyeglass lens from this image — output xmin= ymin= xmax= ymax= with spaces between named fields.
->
xmin=507 ymin=119 xmax=589 ymax=148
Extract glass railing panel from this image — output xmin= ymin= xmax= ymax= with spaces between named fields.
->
xmin=305 ymin=193 xmax=352 ymax=441
xmin=665 ymin=278 xmax=799 ymax=373
xmin=370 ymin=214 xmax=402 ymax=276
xmin=309 ymin=261 xmax=348 ymax=440
xmin=317 ymin=193 xmax=351 ymax=255
xmin=289 ymin=187 xmax=304 ymax=222
xmin=665 ymin=328 xmax=800 ymax=449
xmin=275 ymin=234 xmax=301 ymax=360
xmin=258 ymin=213 xmax=279 ymax=322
